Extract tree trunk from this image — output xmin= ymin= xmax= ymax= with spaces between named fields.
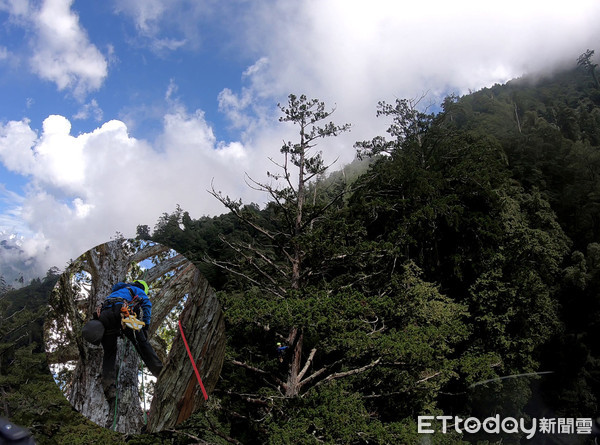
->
xmin=147 ymin=267 xmax=226 ymax=431
xmin=45 ymin=239 xmax=225 ymax=434
xmin=63 ymin=240 xmax=146 ymax=433
xmin=147 ymin=261 xmax=196 ymax=337
xmin=285 ymin=125 xmax=307 ymax=395
xmin=284 ymin=327 xmax=303 ymax=397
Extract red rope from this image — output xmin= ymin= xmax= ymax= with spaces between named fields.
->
xmin=178 ymin=319 xmax=208 ymax=400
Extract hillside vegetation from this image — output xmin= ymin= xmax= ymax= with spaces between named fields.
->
xmin=2 ymin=52 xmax=600 ymax=444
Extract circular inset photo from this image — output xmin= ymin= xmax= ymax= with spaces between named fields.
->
xmin=43 ymin=239 xmax=226 ymax=434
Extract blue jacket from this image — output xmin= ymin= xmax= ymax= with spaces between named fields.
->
xmin=107 ymin=282 xmax=152 ymax=326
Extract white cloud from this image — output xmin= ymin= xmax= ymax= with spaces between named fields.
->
xmin=0 ymin=185 xmax=28 ymax=234
xmin=0 ymin=98 xmax=269 ymax=278
xmin=210 ymin=0 xmax=600 ymax=169
xmin=218 ymin=87 xmax=254 ymax=130
xmin=2 ymin=0 xmax=108 ymax=99
xmin=113 ymin=0 xmax=219 ymax=52
xmin=148 ymin=37 xmax=187 ymax=53
xmin=242 ymin=57 xmax=269 ymax=79
xmin=0 ymin=0 xmax=30 ymax=17
xmin=248 ymin=0 xmax=600 ymax=101
xmin=218 ymin=57 xmax=277 ymax=142
xmin=32 ymin=0 xmax=107 ymax=99
xmin=165 ymin=78 xmax=178 ymax=102
xmin=73 ymin=99 xmax=104 ymax=122
xmin=3 ymin=0 xmax=600 ymax=281
xmin=114 ymin=0 xmax=167 ymax=35
xmin=237 ymin=2 xmax=599 ymax=101
xmin=0 ymin=118 xmax=38 ymax=174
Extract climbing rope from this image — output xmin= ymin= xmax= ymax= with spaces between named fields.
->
xmin=178 ymin=319 xmax=208 ymax=400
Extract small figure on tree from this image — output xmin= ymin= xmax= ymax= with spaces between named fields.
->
xmin=276 ymin=342 xmax=288 ymax=363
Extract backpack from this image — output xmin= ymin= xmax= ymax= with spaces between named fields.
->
xmin=81 ymin=319 xmax=105 ymax=345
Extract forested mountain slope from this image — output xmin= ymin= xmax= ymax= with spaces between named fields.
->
xmin=2 ymin=54 xmax=600 ymax=444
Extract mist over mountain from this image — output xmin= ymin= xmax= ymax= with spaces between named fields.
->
xmin=0 ymin=230 xmax=40 ymax=286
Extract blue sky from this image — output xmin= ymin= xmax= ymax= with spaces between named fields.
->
xmin=1 ymin=0 xmax=600 ymax=281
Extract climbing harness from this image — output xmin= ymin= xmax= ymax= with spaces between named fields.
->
xmin=178 ymin=319 xmax=208 ymax=400
xmin=120 ymin=304 xmax=146 ymax=331
xmin=100 ymin=285 xmax=146 ymax=332
xmin=121 ymin=285 xmax=146 ymax=331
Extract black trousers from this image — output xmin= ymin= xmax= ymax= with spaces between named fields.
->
xmin=98 ymin=304 xmax=163 ymax=395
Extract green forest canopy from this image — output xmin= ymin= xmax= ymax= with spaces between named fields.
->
xmin=3 ymin=52 xmax=600 ymax=444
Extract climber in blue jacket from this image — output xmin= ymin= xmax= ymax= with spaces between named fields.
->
xmin=97 ymin=280 xmax=163 ymax=402
xmin=104 ymin=281 xmax=153 ymax=327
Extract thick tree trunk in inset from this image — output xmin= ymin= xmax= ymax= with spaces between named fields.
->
xmin=105 ymin=338 xmax=144 ymax=431
xmin=61 ymin=240 xmax=146 ymax=433
xmin=147 ymin=267 xmax=226 ymax=432
xmin=45 ymin=239 xmax=223 ymax=434
xmin=147 ymin=259 xmax=196 ymax=337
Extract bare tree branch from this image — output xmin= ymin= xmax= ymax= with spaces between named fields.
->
xmin=165 ymin=429 xmax=214 ymax=445
xmin=299 ymin=358 xmax=343 ymax=391
xmin=308 ymin=358 xmax=382 ymax=392
xmin=131 ymin=243 xmax=171 ymax=264
xmin=415 ymin=371 xmax=442 ymax=385
xmin=205 ymin=254 xmax=286 ymax=299
xmin=297 ymin=348 xmax=316 ymax=382
xmin=143 ymin=253 xmax=189 ymax=284
xmin=209 ymin=185 xmax=278 ymax=243
xmin=281 ymin=151 xmax=298 ymax=197
xmin=217 ymin=236 xmax=289 ymax=296
xmin=231 ymin=360 xmax=286 ymax=388
xmin=0 ymin=332 xmax=29 ymax=356
xmin=362 ymin=371 xmax=444 ymax=399
xmin=300 ymin=188 xmax=348 ymax=234
xmin=2 ymin=306 xmax=26 ymax=322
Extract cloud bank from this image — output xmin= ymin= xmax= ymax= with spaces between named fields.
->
xmin=1 ymin=0 xmax=600 ymax=281
xmin=228 ymin=1 xmax=600 ymax=127
xmin=0 ymin=105 xmax=261 ymax=277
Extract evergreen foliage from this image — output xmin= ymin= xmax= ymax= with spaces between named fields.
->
xmin=4 ymin=51 xmax=600 ymax=443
